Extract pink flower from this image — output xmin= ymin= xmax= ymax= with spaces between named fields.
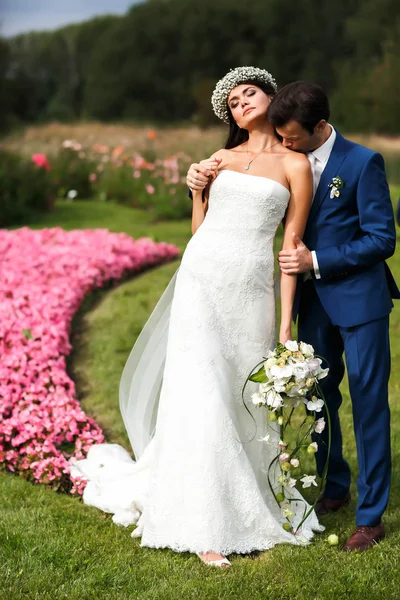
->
xmin=32 ymin=154 xmax=51 ymax=171
xmin=145 ymin=184 xmax=155 ymax=195
xmin=89 ymin=173 xmax=97 ymax=182
xmin=0 ymin=227 xmax=179 ymax=493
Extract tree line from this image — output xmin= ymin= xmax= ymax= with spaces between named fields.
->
xmin=0 ymin=0 xmax=399 ymax=133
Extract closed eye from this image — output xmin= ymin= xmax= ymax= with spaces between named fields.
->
xmin=229 ymin=88 xmax=256 ymax=108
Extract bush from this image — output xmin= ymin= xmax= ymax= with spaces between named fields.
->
xmin=50 ymin=147 xmax=96 ymax=199
xmin=93 ymin=163 xmax=137 ymax=204
xmin=0 ymin=141 xmax=193 ymax=224
xmin=93 ymin=164 xmax=191 ymax=220
xmin=0 ymin=150 xmax=55 ymax=226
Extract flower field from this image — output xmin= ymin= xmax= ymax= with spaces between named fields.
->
xmin=0 ymin=227 xmax=178 ymax=494
xmin=2 ymin=123 xmax=400 ymax=227
xmin=52 ymin=136 xmax=194 ymax=219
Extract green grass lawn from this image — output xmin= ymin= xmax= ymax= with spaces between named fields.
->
xmin=1 ymin=196 xmax=400 ymax=600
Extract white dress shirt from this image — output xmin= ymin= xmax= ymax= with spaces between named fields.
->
xmin=307 ymin=125 xmax=336 ymax=279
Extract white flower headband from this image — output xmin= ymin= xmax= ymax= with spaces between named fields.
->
xmin=211 ymin=66 xmax=278 ymax=124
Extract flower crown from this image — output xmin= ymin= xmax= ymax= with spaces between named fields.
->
xmin=211 ymin=66 xmax=278 ymax=124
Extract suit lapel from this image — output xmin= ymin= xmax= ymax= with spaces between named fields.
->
xmin=308 ymin=130 xmax=348 ymax=222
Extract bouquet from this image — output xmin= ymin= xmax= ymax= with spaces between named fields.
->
xmin=243 ymin=340 xmax=331 ymax=534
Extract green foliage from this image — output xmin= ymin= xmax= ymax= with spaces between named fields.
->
xmin=0 ymin=150 xmax=55 ymax=226
xmin=93 ymin=164 xmax=137 ymax=204
xmin=93 ymin=165 xmax=191 ymax=220
xmin=50 ymin=148 xmax=96 ymax=199
xmin=249 ymin=366 xmax=267 ymax=383
xmin=191 ymin=79 xmax=220 ymax=128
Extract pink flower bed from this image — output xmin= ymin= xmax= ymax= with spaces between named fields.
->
xmin=0 ymin=227 xmax=179 ymax=494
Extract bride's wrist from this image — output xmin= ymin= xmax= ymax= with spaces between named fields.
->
xmin=193 ymin=189 xmax=205 ymax=200
xmin=279 ymin=324 xmax=292 ymax=341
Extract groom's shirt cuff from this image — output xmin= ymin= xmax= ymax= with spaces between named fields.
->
xmin=311 ymin=250 xmax=321 ymax=279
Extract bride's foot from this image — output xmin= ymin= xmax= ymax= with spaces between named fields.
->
xmin=197 ymin=552 xmax=231 ymax=568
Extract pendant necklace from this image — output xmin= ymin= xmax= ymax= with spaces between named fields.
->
xmin=244 ymin=139 xmax=280 ymax=171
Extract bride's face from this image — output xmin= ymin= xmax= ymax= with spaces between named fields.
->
xmin=228 ymin=84 xmax=271 ymax=128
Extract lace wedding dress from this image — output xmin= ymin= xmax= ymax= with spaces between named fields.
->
xmin=70 ymin=170 xmax=323 ymax=554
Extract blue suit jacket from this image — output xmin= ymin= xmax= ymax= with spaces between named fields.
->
xmin=296 ymin=130 xmax=400 ymax=328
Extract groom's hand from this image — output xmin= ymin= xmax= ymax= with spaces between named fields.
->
xmin=279 ymin=233 xmax=313 ymax=275
xmin=186 ymin=158 xmax=221 ymax=190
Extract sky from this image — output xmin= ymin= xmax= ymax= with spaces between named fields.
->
xmin=0 ymin=0 xmax=145 ymax=37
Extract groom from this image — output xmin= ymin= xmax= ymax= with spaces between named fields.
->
xmin=269 ymin=82 xmax=399 ymax=551
xmin=187 ymin=81 xmax=399 ymax=551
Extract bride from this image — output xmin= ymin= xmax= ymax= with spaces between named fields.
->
xmin=70 ymin=66 xmax=323 ymax=568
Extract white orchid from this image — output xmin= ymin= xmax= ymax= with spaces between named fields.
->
xmin=307 ymin=442 xmax=318 ymax=454
xmin=273 ymin=380 xmax=287 ymax=394
xmin=306 ymin=358 xmax=328 ymax=380
xmin=270 ymin=364 xmax=293 ymax=379
xmin=259 ymin=381 xmax=273 ymax=394
xmin=299 ymin=342 xmax=314 ymax=357
xmin=290 ymin=458 xmax=299 ymax=468
xmin=285 ymin=340 xmax=299 ymax=352
xmin=264 ymin=356 xmax=278 ymax=369
xmin=266 ymin=388 xmax=284 ymax=409
xmin=285 ymin=381 xmax=307 ymax=397
xmin=279 ymin=452 xmax=290 ymax=462
xmin=285 ymin=477 xmax=297 ymax=489
xmin=292 ymin=364 xmax=311 ymax=380
xmin=314 ymin=417 xmax=326 ymax=434
xmin=251 ymin=392 xmax=266 ymax=406
xmin=306 ymin=397 xmax=324 ymax=412
xmin=317 ymin=367 xmax=329 ymax=380
xmin=300 ymin=475 xmax=318 ymax=488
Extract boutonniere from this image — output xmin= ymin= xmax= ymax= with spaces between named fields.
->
xmin=328 ymin=176 xmax=345 ymax=198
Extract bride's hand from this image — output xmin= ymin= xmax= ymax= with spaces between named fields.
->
xmin=186 ymin=158 xmax=221 ymax=190
xmin=200 ymin=158 xmax=221 ymax=183
xmin=279 ymin=325 xmax=292 ymax=345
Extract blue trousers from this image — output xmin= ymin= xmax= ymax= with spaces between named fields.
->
xmin=298 ymin=280 xmax=392 ymax=526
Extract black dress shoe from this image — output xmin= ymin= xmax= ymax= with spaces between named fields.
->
xmin=315 ymin=491 xmax=351 ymax=517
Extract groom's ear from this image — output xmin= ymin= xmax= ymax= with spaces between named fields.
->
xmin=314 ymin=119 xmax=327 ymax=133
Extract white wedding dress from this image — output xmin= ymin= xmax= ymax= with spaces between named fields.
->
xmin=70 ymin=170 xmax=323 ymax=555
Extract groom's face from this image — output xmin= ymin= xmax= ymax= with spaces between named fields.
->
xmin=275 ymin=120 xmax=325 ymax=153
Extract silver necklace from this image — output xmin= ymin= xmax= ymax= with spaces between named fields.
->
xmin=244 ymin=140 xmax=280 ymax=170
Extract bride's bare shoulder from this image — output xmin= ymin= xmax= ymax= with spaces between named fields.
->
xmin=283 ymin=150 xmax=311 ymax=176
xmin=210 ymin=148 xmax=228 ymax=161
xmin=283 ymin=150 xmax=309 ymax=165
xmin=210 ymin=147 xmax=242 ymax=159
xmin=210 ymin=147 xmax=243 ymax=169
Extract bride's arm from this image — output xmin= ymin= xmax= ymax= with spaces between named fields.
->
xmin=279 ymin=155 xmax=313 ymax=343
xmin=191 ymin=188 xmax=209 ymax=234
xmin=191 ymin=151 xmax=225 ymax=235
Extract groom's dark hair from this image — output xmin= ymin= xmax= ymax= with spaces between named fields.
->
xmin=268 ymin=81 xmax=330 ymax=135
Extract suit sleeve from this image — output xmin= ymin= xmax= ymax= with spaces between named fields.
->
xmin=188 ymin=189 xmax=206 ymax=202
xmin=315 ymin=153 xmax=396 ymax=279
